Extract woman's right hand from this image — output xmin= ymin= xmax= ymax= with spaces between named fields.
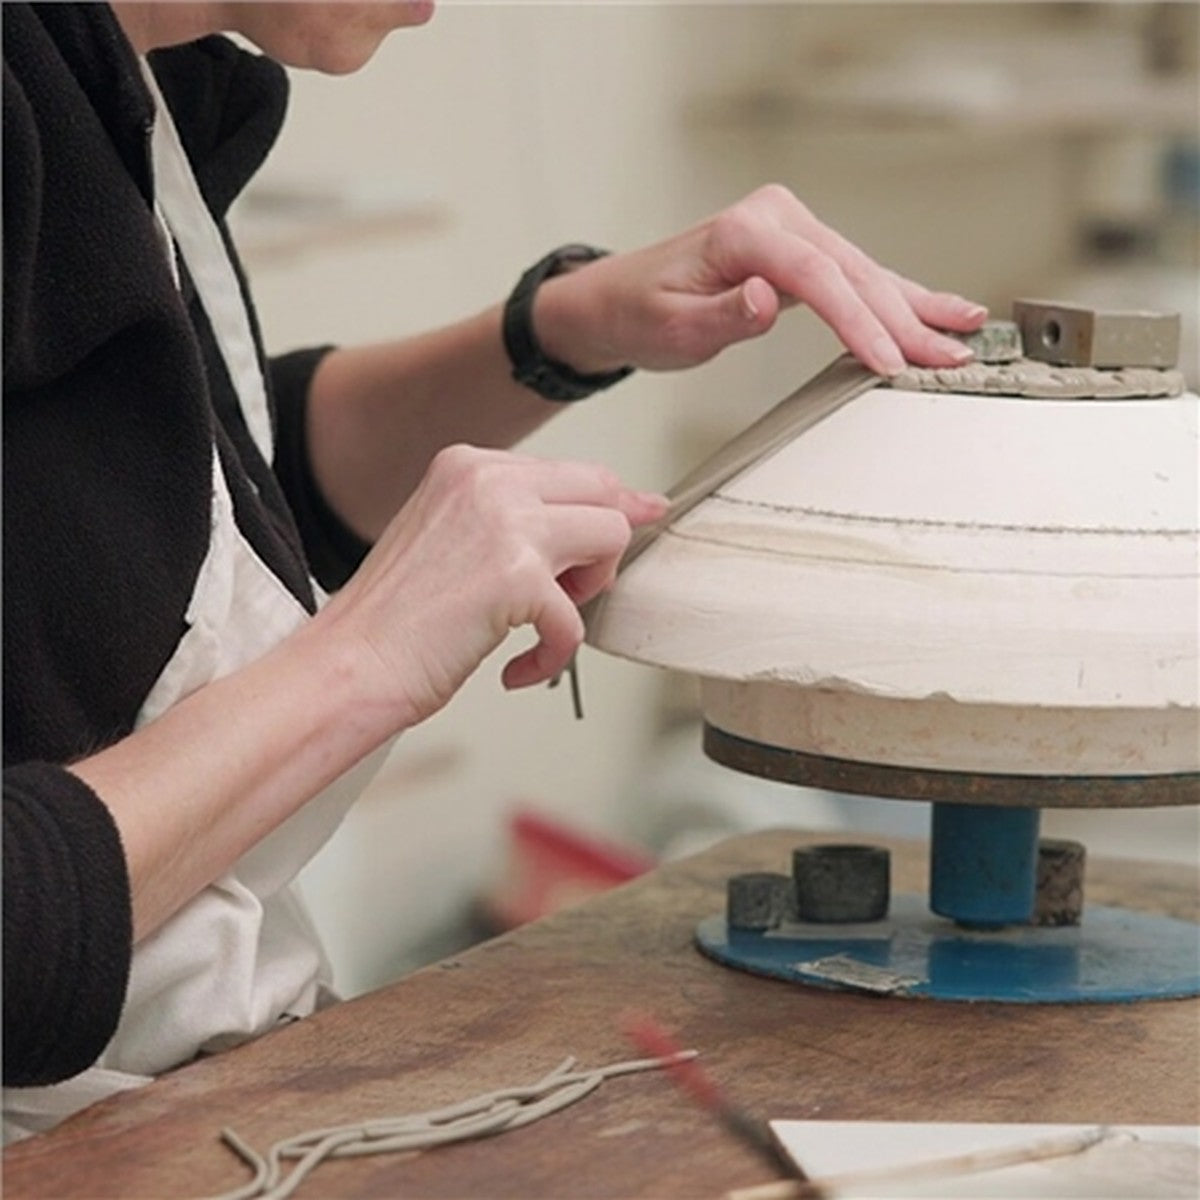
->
xmin=316 ymin=444 xmax=667 ymax=730
xmin=65 ymin=444 xmax=662 ymax=941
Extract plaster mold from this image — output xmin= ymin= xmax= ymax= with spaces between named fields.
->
xmin=586 ymin=375 xmax=1200 ymax=786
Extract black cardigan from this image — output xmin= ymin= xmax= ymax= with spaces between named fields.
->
xmin=3 ymin=3 xmax=369 ymax=1087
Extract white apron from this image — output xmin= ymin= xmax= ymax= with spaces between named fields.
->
xmin=3 ymin=65 xmax=385 ymax=1140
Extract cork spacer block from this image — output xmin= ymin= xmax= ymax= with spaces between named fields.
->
xmin=792 ymin=844 xmax=891 ymax=924
xmin=1034 ymin=838 xmax=1087 ymax=927
xmin=726 ymin=871 xmax=792 ymax=931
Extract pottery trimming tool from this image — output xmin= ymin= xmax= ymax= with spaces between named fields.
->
xmin=585 ymin=306 xmax=1199 ymax=1005
xmin=561 ymin=355 xmax=878 ymax=719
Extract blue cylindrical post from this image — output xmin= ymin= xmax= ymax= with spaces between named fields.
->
xmin=929 ymin=804 xmax=1040 ymax=928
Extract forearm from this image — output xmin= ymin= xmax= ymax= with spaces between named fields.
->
xmin=307 ymin=306 xmax=553 ymax=542
xmin=63 ymin=436 xmax=661 ymax=946
xmin=304 ymin=266 xmax=619 ymax=543
xmin=301 ymin=188 xmax=987 ymax=548
xmin=68 ymin=619 xmax=396 ymax=942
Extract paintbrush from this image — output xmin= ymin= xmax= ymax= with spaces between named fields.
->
xmin=621 ymin=1013 xmax=815 ymax=1190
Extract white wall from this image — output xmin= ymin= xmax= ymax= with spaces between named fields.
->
xmin=240 ymin=2 xmax=1198 ymax=995
xmin=248 ymin=2 xmax=703 ymax=992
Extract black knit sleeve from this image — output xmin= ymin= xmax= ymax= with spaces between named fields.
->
xmin=3 ymin=52 xmax=41 ymax=385
xmin=3 ymin=763 xmax=133 ymax=1087
xmin=270 ymin=347 xmax=372 ymax=591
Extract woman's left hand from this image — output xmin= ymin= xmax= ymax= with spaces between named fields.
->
xmin=534 ymin=183 xmax=988 ymax=380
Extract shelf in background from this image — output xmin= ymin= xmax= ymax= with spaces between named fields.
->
xmin=690 ymin=72 xmax=1197 ymax=138
xmin=230 ymin=178 xmax=450 ymax=268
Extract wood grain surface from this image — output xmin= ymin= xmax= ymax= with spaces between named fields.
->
xmin=5 ymin=829 xmax=1198 ymax=1199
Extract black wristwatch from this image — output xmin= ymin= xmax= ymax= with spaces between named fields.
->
xmin=502 ymin=244 xmax=634 ymax=402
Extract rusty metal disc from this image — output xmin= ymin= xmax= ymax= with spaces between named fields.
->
xmin=703 ymin=724 xmax=1200 ymax=808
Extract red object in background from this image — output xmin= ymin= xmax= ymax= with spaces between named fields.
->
xmin=480 ymin=808 xmax=657 ymax=931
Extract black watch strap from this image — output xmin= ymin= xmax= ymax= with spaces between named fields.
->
xmin=502 ymin=244 xmax=634 ymax=402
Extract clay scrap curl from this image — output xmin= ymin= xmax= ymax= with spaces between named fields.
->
xmin=891 ymin=359 xmax=1185 ymax=400
xmin=206 ymin=1050 xmax=697 ymax=1200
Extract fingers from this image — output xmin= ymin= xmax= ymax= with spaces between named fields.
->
xmin=334 ymin=444 xmax=669 ymax=724
xmin=502 ymin=493 xmax=665 ymax=689
xmin=711 ymin=185 xmax=989 ymax=374
xmin=538 ymin=501 xmax=648 ymax=608
xmin=847 ymin=271 xmax=979 ymax=369
xmin=713 ymin=210 xmax=904 ymax=375
xmin=892 ymin=275 xmax=988 ymax=333
xmin=501 ymin=588 xmax=584 ymax=690
xmin=557 ymin=559 xmax=616 ymax=607
xmin=743 ymin=234 xmax=907 ymax=376
xmin=795 ymin=220 xmax=988 ymax=369
xmin=540 ymin=504 xmax=633 ymax=575
xmin=520 ymin=458 xmax=637 ymax=508
xmin=472 ymin=457 xmax=665 ymax=690
xmin=612 ymin=487 xmax=669 ymax=528
xmin=497 ymin=455 xmax=667 ymax=524
xmin=434 ymin=446 xmax=662 ymax=576
xmin=677 ymin=278 xmax=783 ymax=366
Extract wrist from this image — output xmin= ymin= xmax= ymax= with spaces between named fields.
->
xmin=303 ymin=602 xmax=427 ymax=741
xmin=533 ymin=265 xmax=627 ymax=376
xmin=502 ymin=244 xmax=633 ymax=401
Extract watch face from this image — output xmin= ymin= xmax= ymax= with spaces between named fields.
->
xmin=551 ymin=244 xmax=607 ymax=272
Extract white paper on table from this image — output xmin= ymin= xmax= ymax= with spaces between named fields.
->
xmin=769 ymin=1120 xmax=1200 ymax=1198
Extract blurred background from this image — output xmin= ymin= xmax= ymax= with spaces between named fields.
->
xmin=231 ymin=1 xmax=1200 ymax=998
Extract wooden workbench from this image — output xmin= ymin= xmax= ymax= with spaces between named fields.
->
xmin=5 ymin=830 xmax=1198 ymax=1198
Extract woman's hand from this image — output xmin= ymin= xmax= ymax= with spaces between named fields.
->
xmin=67 ymin=445 xmax=663 ymax=940
xmin=535 ymin=183 xmax=988 ymax=380
xmin=316 ymin=444 xmax=667 ymax=727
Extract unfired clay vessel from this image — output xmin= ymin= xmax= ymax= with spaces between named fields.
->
xmin=586 ymin=371 xmax=1199 ymax=782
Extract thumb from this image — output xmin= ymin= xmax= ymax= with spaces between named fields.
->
xmin=692 ymin=277 xmax=780 ymax=360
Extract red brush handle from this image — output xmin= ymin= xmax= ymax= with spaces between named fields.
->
xmin=622 ymin=1013 xmax=722 ymax=1110
xmin=621 ymin=1012 xmax=808 ymax=1184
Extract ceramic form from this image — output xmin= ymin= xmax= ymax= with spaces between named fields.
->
xmin=586 ymin=369 xmax=1199 ymax=791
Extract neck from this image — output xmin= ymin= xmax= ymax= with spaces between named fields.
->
xmin=109 ymin=3 xmax=227 ymax=53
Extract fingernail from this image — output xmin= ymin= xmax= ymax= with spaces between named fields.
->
xmin=741 ymin=285 xmax=760 ymax=321
xmin=964 ymin=303 xmax=988 ymax=321
xmin=872 ymin=340 xmax=906 ymax=377
xmin=948 ymin=343 xmax=974 ymax=364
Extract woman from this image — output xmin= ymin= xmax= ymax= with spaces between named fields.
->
xmin=2 ymin=0 xmax=985 ymax=1138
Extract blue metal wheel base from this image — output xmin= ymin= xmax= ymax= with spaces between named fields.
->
xmin=695 ymin=894 xmax=1200 ymax=1003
